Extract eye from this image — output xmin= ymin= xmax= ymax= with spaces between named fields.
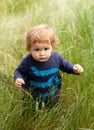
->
xmin=35 ymin=49 xmax=39 ymax=51
xmin=44 ymin=48 xmax=49 ymax=50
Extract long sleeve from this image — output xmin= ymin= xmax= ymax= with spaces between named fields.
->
xmin=60 ymin=57 xmax=75 ymax=74
xmin=54 ymin=52 xmax=75 ymax=74
xmin=14 ymin=56 xmax=29 ymax=82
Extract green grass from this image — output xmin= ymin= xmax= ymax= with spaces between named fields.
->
xmin=0 ymin=0 xmax=94 ymax=129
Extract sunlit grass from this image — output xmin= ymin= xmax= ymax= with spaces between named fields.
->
xmin=0 ymin=0 xmax=94 ymax=129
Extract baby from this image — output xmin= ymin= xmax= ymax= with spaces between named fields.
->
xmin=14 ymin=24 xmax=84 ymax=109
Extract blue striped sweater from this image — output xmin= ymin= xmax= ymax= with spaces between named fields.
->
xmin=14 ymin=52 xmax=75 ymax=99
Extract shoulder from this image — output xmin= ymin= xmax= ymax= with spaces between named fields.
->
xmin=20 ymin=54 xmax=33 ymax=65
xmin=52 ymin=52 xmax=64 ymax=59
xmin=22 ymin=54 xmax=32 ymax=61
xmin=50 ymin=52 xmax=65 ymax=66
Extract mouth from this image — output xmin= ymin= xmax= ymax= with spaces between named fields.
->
xmin=39 ymin=57 xmax=48 ymax=61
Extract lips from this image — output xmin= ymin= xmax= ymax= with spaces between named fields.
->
xmin=40 ymin=58 xmax=46 ymax=60
xmin=39 ymin=57 xmax=48 ymax=61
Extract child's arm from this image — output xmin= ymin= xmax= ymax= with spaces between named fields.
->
xmin=56 ymin=53 xmax=84 ymax=74
xmin=73 ymin=64 xmax=84 ymax=74
xmin=14 ymin=55 xmax=29 ymax=88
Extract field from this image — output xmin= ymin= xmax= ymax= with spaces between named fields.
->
xmin=0 ymin=0 xmax=94 ymax=130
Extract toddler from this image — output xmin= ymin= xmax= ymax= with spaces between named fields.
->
xmin=14 ymin=24 xmax=84 ymax=110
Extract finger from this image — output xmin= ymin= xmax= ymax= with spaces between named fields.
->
xmin=15 ymin=79 xmax=25 ymax=88
xmin=74 ymin=66 xmax=78 ymax=72
xmin=19 ymin=79 xmax=25 ymax=84
xmin=80 ymin=67 xmax=84 ymax=73
xmin=15 ymin=83 xmax=22 ymax=88
xmin=17 ymin=79 xmax=25 ymax=85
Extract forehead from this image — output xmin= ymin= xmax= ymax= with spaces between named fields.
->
xmin=31 ymin=42 xmax=52 ymax=48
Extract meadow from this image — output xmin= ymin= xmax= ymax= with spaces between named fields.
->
xmin=0 ymin=0 xmax=94 ymax=129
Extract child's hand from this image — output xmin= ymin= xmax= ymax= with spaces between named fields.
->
xmin=73 ymin=64 xmax=84 ymax=74
xmin=15 ymin=78 xmax=25 ymax=88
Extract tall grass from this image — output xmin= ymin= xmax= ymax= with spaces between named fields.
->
xmin=0 ymin=0 xmax=94 ymax=129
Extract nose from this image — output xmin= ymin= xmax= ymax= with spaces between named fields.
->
xmin=39 ymin=50 xmax=45 ymax=56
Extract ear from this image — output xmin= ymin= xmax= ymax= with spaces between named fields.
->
xmin=26 ymin=46 xmax=31 ymax=52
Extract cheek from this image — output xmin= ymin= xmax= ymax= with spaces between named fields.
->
xmin=34 ymin=53 xmax=40 ymax=59
xmin=31 ymin=52 xmax=37 ymax=57
xmin=47 ymin=52 xmax=52 ymax=57
xmin=48 ymin=50 xmax=52 ymax=55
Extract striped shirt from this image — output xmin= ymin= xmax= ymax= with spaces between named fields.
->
xmin=14 ymin=52 xmax=75 ymax=99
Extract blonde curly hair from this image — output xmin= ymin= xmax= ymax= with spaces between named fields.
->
xmin=25 ymin=24 xmax=58 ymax=51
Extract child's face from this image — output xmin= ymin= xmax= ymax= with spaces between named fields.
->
xmin=30 ymin=42 xmax=53 ymax=62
